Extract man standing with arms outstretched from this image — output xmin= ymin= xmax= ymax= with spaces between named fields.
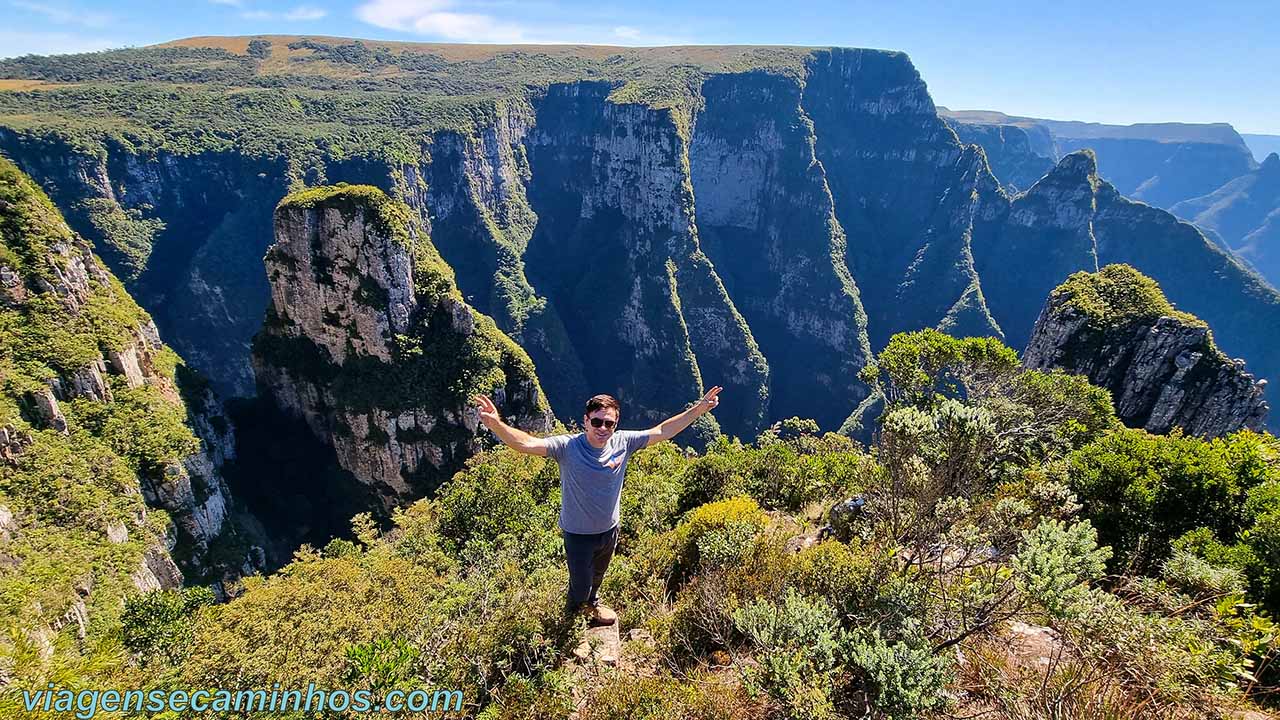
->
xmin=472 ymin=387 xmax=722 ymax=626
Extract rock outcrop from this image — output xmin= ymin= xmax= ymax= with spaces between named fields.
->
xmin=1023 ymin=265 xmax=1268 ymax=437
xmin=251 ymin=184 xmax=553 ymax=508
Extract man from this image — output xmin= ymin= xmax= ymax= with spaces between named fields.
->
xmin=472 ymin=386 xmax=722 ymax=626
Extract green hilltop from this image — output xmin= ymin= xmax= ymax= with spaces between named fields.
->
xmin=0 ymin=37 xmax=827 ymax=160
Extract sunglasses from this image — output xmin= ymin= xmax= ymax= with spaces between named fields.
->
xmin=588 ymin=417 xmax=617 ymax=429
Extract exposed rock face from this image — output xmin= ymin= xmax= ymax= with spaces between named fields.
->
xmin=940 ymin=110 xmax=1259 ymax=209
xmin=974 ymin=152 xmax=1102 ymax=351
xmin=252 ymin=185 xmax=553 ymax=508
xmin=1 ymin=155 xmax=265 ymax=668
xmin=805 ymin=50 xmax=1005 ymax=354
xmin=1171 ymin=153 xmax=1280 ymax=288
xmin=422 ymin=110 xmax=594 ymax=417
xmin=524 ymin=82 xmax=769 ymax=435
xmin=4 ymin=42 xmax=1280 ymax=434
xmin=691 ymin=71 xmax=867 ymax=428
xmin=944 ymin=119 xmax=1055 ymax=193
xmin=1024 ymin=265 xmax=1268 ymax=437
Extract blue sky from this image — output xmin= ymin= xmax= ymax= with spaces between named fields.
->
xmin=3 ymin=0 xmax=1277 ymax=134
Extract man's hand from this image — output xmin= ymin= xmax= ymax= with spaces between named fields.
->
xmin=644 ymin=385 xmax=724 ymax=447
xmin=473 ymin=394 xmax=502 ymax=431
xmin=694 ymin=385 xmax=722 ymax=415
xmin=471 ymin=394 xmax=549 ymax=456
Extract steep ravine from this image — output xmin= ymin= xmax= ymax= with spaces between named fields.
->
xmin=690 ymin=71 xmax=869 ymax=429
xmin=3 ymin=45 xmax=1279 ymax=438
xmin=1 ymin=156 xmax=265 ymax=662
xmin=523 ymin=81 xmax=769 ymax=439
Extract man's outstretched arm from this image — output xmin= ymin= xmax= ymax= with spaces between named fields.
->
xmin=643 ymin=386 xmax=722 ymax=448
xmin=472 ymin=394 xmax=549 ymax=456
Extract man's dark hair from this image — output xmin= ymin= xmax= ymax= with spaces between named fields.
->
xmin=584 ymin=394 xmax=621 ymax=418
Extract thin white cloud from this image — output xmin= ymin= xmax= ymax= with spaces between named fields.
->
xmin=241 ymin=5 xmax=327 ymax=21
xmin=209 ymin=0 xmax=244 ymax=6
xmin=354 ymin=0 xmax=687 ymax=44
xmin=0 ymin=29 xmax=121 ymax=58
xmin=9 ymin=0 xmax=112 ymax=28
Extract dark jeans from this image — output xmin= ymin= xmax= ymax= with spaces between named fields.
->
xmin=562 ymin=524 xmax=619 ymax=610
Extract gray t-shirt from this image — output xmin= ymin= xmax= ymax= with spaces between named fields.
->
xmin=545 ymin=429 xmax=650 ymax=534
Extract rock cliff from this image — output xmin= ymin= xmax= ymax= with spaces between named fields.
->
xmin=2 ymin=40 xmax=1279 ymax=435
xmin=251 ymin=184 xmax=553 ymax=508
xmin=1023 ymin=265 xmax=1267 ymax=436
xmin=0 ymin=156 xmax=262 ymax=664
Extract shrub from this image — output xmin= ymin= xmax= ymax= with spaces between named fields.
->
xmin=675 ymin=447 xmax=748 ymax=515
xmin=434 ymin=449 xmax=556 ymax=557
xmin=1161 ymin=550 xmax=1246 ymax=599
xmin=844 ymin=621 xmax=952 ymax=720
xmin=1013 ymin=519 xmax=1111 ymax=618
xmin=787 ymin=539 xmax=877 ymax=618
xmin=732 ymin=589 xmax=844 ymax=720
xmin=1069 ymin=428 xmax=1260 ymax=573
xmin=666 ymin=496 xmax=768 ymax=581
xmin=120 ymin=586 xmax=216 ymax=668
xmin=477 ymin=671 xmax=574 ymax=720
xmin=620 ymin=443 xmax=687 ymax=543
xmin=343 ymin=636 xmax=419 ymax=694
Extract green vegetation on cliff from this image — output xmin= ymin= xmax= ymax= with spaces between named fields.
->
xmin=277 ymin=182 xmax=416 ymax=248
xmin=112 ymin=335 xmax=1280 ymax=716
xmin=258 ymin=184 xmax=544 ymax=419
xmin=0 ymin=39 xmax=819 ymax=163
xmin=0 ymin=156 xmax=216 ymax=712
xmin=1052 ymin=263 xmax=1207 ymax=333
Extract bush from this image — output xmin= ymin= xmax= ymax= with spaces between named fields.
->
xmin=665 ymin=497 xmax=768 ymax=581
xmin=733 ymin=589 xmax=844 ymax=719
xmin=675 ymin=446 xmax=748 ymax=515
xmin=120 ymin=586 xmax=216 ymax=668
xmin=477 ymin=671 xmax=574 ymax=720
xmin=435 ymin=448 xmax=556 ymax=556
xmin=787 ymin=539 xmax=877 ymax=618
xmin=620 ymin=443 xmax=687 ymax=543
xmin=1160 ymin=550 xmax=1246 ymax=598
xmin=844 ymin=622 xmax=952 ymax=720
xmin=1013 ymin=519 xmax=1111 ymax=618
xmin=1068 ymin=428 xmax=1266 ymax=574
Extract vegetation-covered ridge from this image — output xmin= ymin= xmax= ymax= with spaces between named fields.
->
xmin=0 ymin=37 xmax=842 ymax=160
xmin=277 ymin=182 xmax=416 ymax=248
xmin=0 ymin=155 xmax=260 ymax=715
xmin=76 ymin=329 xmax=1280 ymax=720
xmin=1051 ymin=263 xmax=1213 ymax=343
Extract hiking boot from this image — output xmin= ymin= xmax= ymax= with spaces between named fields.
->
xmin=588 ymin=604 xmax=617 ymax=626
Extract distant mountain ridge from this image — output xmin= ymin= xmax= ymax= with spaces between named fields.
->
xmin=1244 ymin=134 xmax=1280 ymax=163
xmin=940 ymin=107 xmax=1258 ymax=209
xmin=1171 ymin=153 xmax=1280 ymax=288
